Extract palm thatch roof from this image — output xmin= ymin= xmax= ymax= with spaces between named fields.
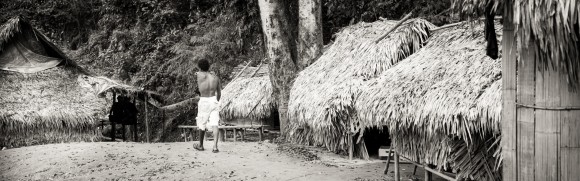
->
xmin=355 ymin=21 xmax=503 ymax=180
xmin=219 ymin=64 xmax=275 ymax=121
xmin=454 ymin=0 xmax=580 ymax=87
xmin=78 ymin=75 xmax=165 ymax=107
xmin=287 ymin=18 xmax=435 ymax=153
xmin=0 ymin=17 xmax=161 ymax=147
xmin=0 ymin=67 xmax=106 ymax=147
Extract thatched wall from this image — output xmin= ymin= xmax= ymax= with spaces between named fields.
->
xmin=0 ymin=67 xmax=106 ymax=147
xmin=355 ymin=21 xmax=503 ymax=180
xmin=287 ymin=19 xmax=435 ymax=153
xmin=219 ymin=76 xmax=275 ymax=122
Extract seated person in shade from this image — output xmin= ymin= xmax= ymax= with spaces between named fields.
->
xmin=109 ymin=95 xmax=126 ymax=123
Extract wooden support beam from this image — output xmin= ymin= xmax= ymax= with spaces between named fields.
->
xmin=384 ymin=148 xmax=392 ymax=174
xmin=258 ymin=127 xmax=264 ymax=141
xmin=233 ymin=129 xmax=237 ymax=142
xmin=425 ymin=166 xmax=432 ymax=181
xmin=348 ymin=132 xmax=353 ymax=160
xmin=501 ymin=0 xmax=517 ymax=180
xmin=394 ymin=152 xmax=400 ymax=181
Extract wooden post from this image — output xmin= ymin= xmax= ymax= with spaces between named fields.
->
xmin=424 ymin=165 xmax=432 ymax=181
xmin=384 ymin=148 xmax=392 ymax=174
xmin=501 ymin=0 xmax=517 ymax=180
xmin=348 ymin=132 xmax=353 ymax=160
xmin=182 ymin=129 xmax=187 ymax=142
xmin=242 ymin=129 xmax=246 ymax=141
xmin=133 ymin=124 xmax=137 ymax=142
xmin=394 ymin=152 xmax=400 ymax=181
xmin=233 ymin=129 xmax=237 ymax=142
xmin=219 ymin=129 xmax=226 ymax=142
xmin=258 ymin=127 xmax=264 ymax=141
xmin=145 ymin=96 xmax=150 ymax=143
xmin=111 ymin=121 xmax=116 ymax=141
xmin=111 ymin=92 xmax=116 ymax=141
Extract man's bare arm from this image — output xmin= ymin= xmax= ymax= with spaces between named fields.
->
xmin=216 ymin=78 xmax=221 ymax=101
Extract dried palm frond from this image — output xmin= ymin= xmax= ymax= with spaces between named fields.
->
xmin=287 ymin=18 xmax=436 ymax=154
xmin=355 ymin=21 xmax=503 ymax=180
xmin=0 ymin=67 xmax=107 ymax=147
xmin=219 ymin=64 xmax=274 ymax=121
xmin=0 ymin=18 xmax=21 ymax=52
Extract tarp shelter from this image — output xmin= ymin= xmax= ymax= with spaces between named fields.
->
xmin=0 ymin=17 xmax=76 ymax=73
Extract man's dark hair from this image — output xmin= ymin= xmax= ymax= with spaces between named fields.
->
xmin=197 ymin=59 xmax=210 ymax=71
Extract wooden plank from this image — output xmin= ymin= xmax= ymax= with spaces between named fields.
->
xmin=501 ymin=0 xmax=517 ymax=179
xmin=517 ymin=47 xmax=536 ymax=181
xmin=535 ymin=55 xmax=560 ymax=181
xmin=178 ymin=125 xmax=269 ymax=129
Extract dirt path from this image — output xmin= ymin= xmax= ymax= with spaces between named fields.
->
xmin=0 ymin=142 xmax=427 ymax=180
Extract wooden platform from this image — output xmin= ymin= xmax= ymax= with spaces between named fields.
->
xmin=178 ymin=125 xmax=268 ymax=142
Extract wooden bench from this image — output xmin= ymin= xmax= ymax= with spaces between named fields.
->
xmin=178 ymin=125 xmax=268 ymax=142
xmin=100 ymin=118 xmax=139 ymax=142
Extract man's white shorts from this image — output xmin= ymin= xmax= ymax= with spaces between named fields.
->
xmin=196 ymin=96 xmax=220 ymax=131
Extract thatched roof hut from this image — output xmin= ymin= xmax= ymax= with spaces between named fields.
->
xmin=287 ymin=19 xmax=435 ymax=154
xmin=0 ymin=17 xmax=158 ymax=147
xmin=355 ymin=21 xmax=503 ymax=180
xmin=219 ymin=63 xmax=276 ymax=123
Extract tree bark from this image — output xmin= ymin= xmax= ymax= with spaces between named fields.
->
xmin=297 ymin=0 xmax=323 ymax=69
xmin=258 ymin=0 xmax=298 ymax=135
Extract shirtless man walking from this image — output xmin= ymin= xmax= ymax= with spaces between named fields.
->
xmin=193 ymin=59 xmax=221 ymax=153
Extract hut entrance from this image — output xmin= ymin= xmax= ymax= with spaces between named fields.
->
xmin=355 ymin=126 xmax=390 ymax=159
xmin=266 ymin=108 xmax=280 ymax=130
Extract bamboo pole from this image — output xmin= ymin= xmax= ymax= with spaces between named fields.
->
xmin=501 ymin=0 xmax=517 ymax=180
xmin=250 ymin=59 xmax=264 ymax=77
xmin=534 ymin=48 xmax=559 ymax=181
xmin=560 ymin=66 xmax=580 ymax=181
xmin=517 ymin=42 xmax=536 ymax=180
xmin=374 ymin=11 xmax=414 ymax=44
xmin=232 ymin=59 xmax=255 ymax=81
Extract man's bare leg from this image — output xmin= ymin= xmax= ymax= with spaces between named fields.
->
xmin=194 ymin=129 xmax=205 ymax=151
xmin=212 ymin=126 xmax=219 ymax=152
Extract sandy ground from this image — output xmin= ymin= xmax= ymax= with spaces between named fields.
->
xmin=0 ymin=141 xmax=434 ymax=181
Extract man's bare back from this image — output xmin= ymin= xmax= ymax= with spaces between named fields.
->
xmin=197 ymin=71 xmax=221 ymax=100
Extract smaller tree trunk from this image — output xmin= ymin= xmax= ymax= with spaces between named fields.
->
xmin=298 ymin=0 xmax=323 ymax=69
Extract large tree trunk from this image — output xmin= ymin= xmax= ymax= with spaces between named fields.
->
xmin=258 ymin=0 xmax=298 ymax=135
xmin=297 ymin=0 xmax=323 ymax=69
